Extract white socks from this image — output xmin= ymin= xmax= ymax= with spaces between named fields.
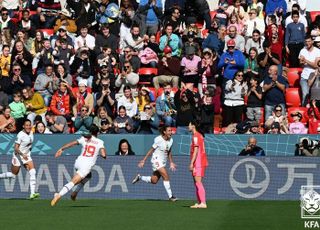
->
xmin=59 ymin=182 xmax=75 ymax=197
xmin=141 ymin=176 xmax=151 ymax=183
xmin=0 ymin=172 xmax=15 ymax=179
xmin=163 ymin=181 xmax=172 ymax=198
xmin=29 ymin=169 xmax=36 ymax=195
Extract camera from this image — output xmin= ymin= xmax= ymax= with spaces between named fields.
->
xmin=123 ymin=66 xmax=128 ymax=72
xmin=165 ymin=91 xmax=170 ymax=96
xmin=296 ymin=138 xmax=320 ymax=149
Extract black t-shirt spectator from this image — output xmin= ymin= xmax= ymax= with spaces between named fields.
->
xmin=247 ymin=85 xmax=263 ymax=107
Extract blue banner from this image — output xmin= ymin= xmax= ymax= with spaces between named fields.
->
xmin=0 ymin=156 xmax=318 ymax=200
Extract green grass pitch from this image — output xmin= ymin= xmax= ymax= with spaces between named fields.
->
xmin=0 ymin=199 xmax=303 ymax=230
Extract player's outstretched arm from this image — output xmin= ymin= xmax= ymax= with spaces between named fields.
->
xmin=55 ymin=140 xmax=79 ymax=158
xmin=138 ymin=147 xmax=155 ymax=168
xmin=168 ymin=150 xmax=176 ymax=171
xmin=100 ymin=148 xmax=107 ymax=159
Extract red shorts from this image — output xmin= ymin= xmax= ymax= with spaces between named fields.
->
xmin=192 ymin=167 xmax=206 ymax=177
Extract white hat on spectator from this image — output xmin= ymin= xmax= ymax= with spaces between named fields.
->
xmin=60 ymin=8 xmax=72 ymax=18
xmin=314 ymin=36 xmax=320 ymax=43
xmin=78 ymin=79 xmax=87 ymax=87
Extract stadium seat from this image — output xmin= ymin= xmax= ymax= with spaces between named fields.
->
xmin=155 ymin=31 xmax=161 ymax=44
xmin=285 ymin=88 xmax=301 ymax=107
xmin=138 ymin=68 xmax=158 ymax=85
xmin=170 ymin=127 xmax=177 ymax=134
xmin=259 ymin=108 xmax=265 ymax=126
xmin=287 ymin=68 xmax=302 ymax=87
xmin=214 ymin=127 xmax=221 ymax=134
xmin=310 ymin=11 xmax=320 ymax=22
xmin=287 ymin=107 xmax=309 ymax=124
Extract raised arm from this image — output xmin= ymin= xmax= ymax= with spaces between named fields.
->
xmin=55 ymin=140 xmax=79 ymax=158
xmin=138 ymin=147 xmax=155 ymax=168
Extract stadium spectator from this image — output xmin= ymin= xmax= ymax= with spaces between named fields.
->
xmin=115 ymin=61 xmax=139 ymax=94
xmin=137 ymin=0 xmax=163 ymax=36
xmin=285 ymin=3 xmax=308 ymax=29
xmin=222 ymin=70 xmax=248 ymax=127
xmin=265 ymin=104 xmax=289 ymax=133
xmin=296 ymin=137 xmax=320 ymax=156
xmin=45 ymin=111 xmax=69 ymax=134
xmin=95 ymin=77 xmax=116 ymax=118
xmin=308 ymin=100 xmax=320 ymax=134
xmin=289 ymin=111 xmax=307 ymax=134
xmin=163 ymin=6 xmax=184 ymax=34
xmin=153 ymin=46 xmax=180 ymax=90
xmin=97 ymin=47 xmax=117 ymax=71
xmin=75 ymin=1 xmax=97 ymax=34
xmin=70 ymin=49 xmax=94 ymax=88
xmin=285 ymin=10 xmax=305 ymax=67
xmin=0 ymin=8 xmax=16 ymax=36
xmin=227 ymin=13 xmax=244 ymax=35
xmin=265 ymin=0 xmax=287 ymax=17
xmin=50 ymin=26 xmax=74 ymax=49
xmin=0 ymin=45 xmax=11 ymax=77
xmin=238 ymin=137 xmax=265 ymax=156
xmin=244 ymin=47 xmax=259 ymax=77
xmin=245 ymin=29 xmax=264 ymax=54
xmin=218 ymin=39 xmax=245 ymax=84
xmin=99 ymin=119 xmax=113 ymax=134
xmin=74 ymin=105 xmax=93 ymax=134
xmin=159 ymin=24 xmax=180 ymax=57
xmin=54 ymin=64 xmax=73 ymax=86
xmin=246 ymin=74 xmax=263 ymax=122
xmin=156 ymin=83 xmax=177 ymax=127
xmin=18 ymin=10 xmax=36 ymax=38
xmin=300 ymin=35 xmax=320 ymax=106
xmin=34 ymin=64 xmax=58 ymax=106
xmin=244 ymin=8 xmax=265 ymax=39
xmin=269 ymin=30 xmax=283 ymax=63
xmin=11 ymin=40 xmax=33 ymax=80
xmin=9 ymin=92 xmax=26 ymax=132
xmin=49 ymin=81 xmax=74 ymax=120
xmin=180 ymin=46 xmax=201 ymax=88
xmin=35 ymin=121 xmax=52 ymax=134
xmin=115 ymin=139 xmax=136 ymax=155
xmin=198 ymin=48 xmax=218 ymax=97
xmin=74 ymin=25 xmax=95 ymax=53
xmin=0 ymin=106 xmax=16 ymax=133
xmin=267 ymin=122 xmax=282 ymax=134
xmin=93 ymin=106 xmax=113 ymax=131
xmin=52 ymin=39 xmax=74 ymax=73
xmin=53 ymin=9 xmax=77 ymax=34
xmin=135 ymin=87 xmax=155 ymax=113
xmin=72 ymin=79 xmax=94 ymax=117
xmin=224 ymin=25 xmax=245 ymax=53
xmin=263 ymin=65 xmax=287 ymax=120
xmin=199 ymin=88 xmax=215 ymax=133
xmin=202 ymin=27 xmax=224 ymax=55
xmin=257 ymin=40 xmax=281 ymax=80
xmin=117 ymin=86 xmax=138 ymax=118
xmin=136 ymin=104 xmax=160 ymax=134
xmin=16 ymin=29 xmax=32 ymax=55
xmin=121 ymin=24 xmax=147 ymax=52
xmin=113 ymin=105 xmax=134 ymax=134
xmin=174 ymin=88 xmax=197 ymax=134
xmin=119 ymin=46 xmax=141 ymax=73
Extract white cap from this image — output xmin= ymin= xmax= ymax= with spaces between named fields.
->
xmin=78 ymin=79 xmax=87 ymax=87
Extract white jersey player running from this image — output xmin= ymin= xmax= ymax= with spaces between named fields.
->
xmin=132 ymin=126 xmax=177 ymax=201
xmin=51 ymin=125 xmax=107 ymax=206
xmin=0 ymin=119 xmax=40 ymax=199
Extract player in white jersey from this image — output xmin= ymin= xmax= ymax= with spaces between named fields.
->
xmin=132 ymin=126 xmax=177 ymax=201
xmin=0 ymin=119 xmax=40 ymax=199
xmin=51 ymin=124 xmax=106 ymax=206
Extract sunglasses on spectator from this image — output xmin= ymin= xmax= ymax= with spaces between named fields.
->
xmin=58 ymin=29 xmax=66 ymax=32
xmin=144 ymin=106 xmax=151 ymax=110
xmin=101 ymin=65 xmax=108 ymax=69
xmin=81 ymin=109 xmax=88 ymax=112
xmin=124 ymin=65 xmax=131 ymax=68
xmin=124 ymin=50 xmax=131 ymax=53
xmin=275 ymin=109 xmax=282 ymax=112
xmin=2 ymin=13 xmax=8 ymax=16
xmin=237 ymin=74 xmax=244 ymax=76
xmin=13 ymin=68 xmax=21 ymax=71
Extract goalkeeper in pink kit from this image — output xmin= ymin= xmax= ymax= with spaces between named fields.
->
xmin=188 ymin=120 xmax=208 ymax=208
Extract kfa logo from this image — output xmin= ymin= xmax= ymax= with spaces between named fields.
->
xmin=301 ymin=186 xmax=320 ymax=229
xmin=229 ymin=158 xmax=270 ymax=199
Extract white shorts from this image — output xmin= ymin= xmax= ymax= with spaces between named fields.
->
xmin=151 ymin=156 xmax=167 ymax=171
xmin=12 ymin=153 xmax=32 ymax=167
xmin=74 ymin=159 xmax=93 ymax=178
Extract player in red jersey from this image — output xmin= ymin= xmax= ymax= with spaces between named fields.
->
xmin=188 ymin=120 xmax=208 ymax=208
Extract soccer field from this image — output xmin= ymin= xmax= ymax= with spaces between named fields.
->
xmin=0 ymin=199 xmax=302 ymax=230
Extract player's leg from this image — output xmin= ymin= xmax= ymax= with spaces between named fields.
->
xmin=51 ymin=173 xmax=83 ymax=206
xmin=0 ymin=155 xmax=22 ymax=179
xmin=158 ymin=167 xmax=176 ymax=201
xmin=25 ymin=161 xmax=40 ymax=200
xmin=71 ymin=172 xmax=92 ymax=201
xmin=191 ymin=170 xmax=207 ymax=208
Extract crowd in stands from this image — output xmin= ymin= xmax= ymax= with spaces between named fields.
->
xmin=0 ymin=0 xmax=320 ymax=135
